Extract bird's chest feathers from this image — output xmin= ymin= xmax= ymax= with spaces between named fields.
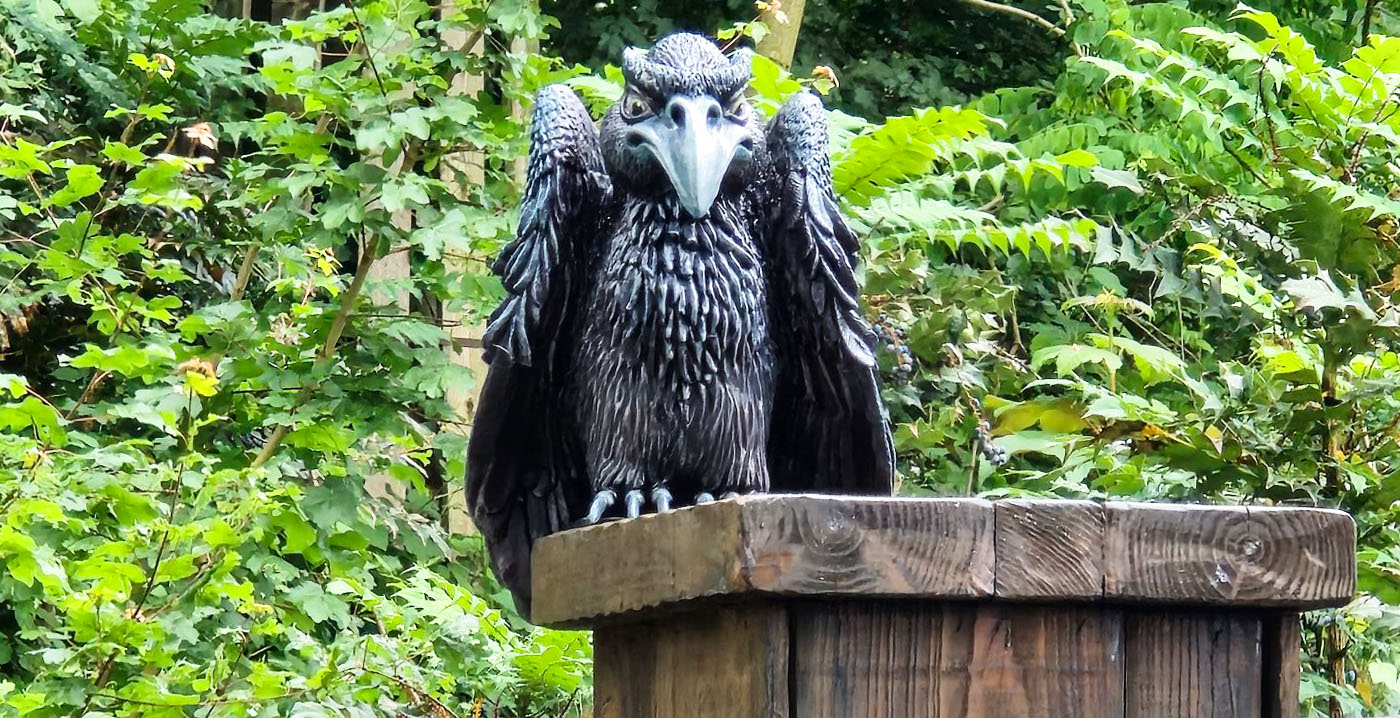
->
xmin=597 ymin=198 xmax=767 ymax=382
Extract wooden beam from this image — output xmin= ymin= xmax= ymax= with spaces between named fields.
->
xmin=994 ymin=499 xmax=1103 ymax=601
xmin=594 ymin=603 xmax=789 ymax=718
xmin=532 ymin=495 xmax=996 ymax=627
xmin=1103 ymin=502 xmax=1356 ymax=608
xmin=791 ymin=602 xmax=1125 ymax=717
xmin=1124 ymin=611 xmax=1261 ymax=717
xmin=960 ymin=605 xmax=1125 ymax=717
xmin=438 ymin=9 xmax=487 ymax=535
xmin=533 ymin=497 xmax=1356 ymax=627
xmin=1263 ymin=613 xmax=1302 ymax=718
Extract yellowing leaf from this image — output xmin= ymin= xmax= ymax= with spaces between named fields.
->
xmin=184 ymin=370 xmax=219 ymax=397
xmin=1055 ymin=149 xmax=1098 ymax=167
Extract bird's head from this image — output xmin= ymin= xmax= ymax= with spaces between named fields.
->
xmin=600 ymin=33 xmax=762 ymax=219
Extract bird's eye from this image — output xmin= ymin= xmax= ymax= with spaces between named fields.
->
xmin=726 ymin=94 xmax=748 ymax=119
xmin=621 ymin=89 xmax=652 ymax=121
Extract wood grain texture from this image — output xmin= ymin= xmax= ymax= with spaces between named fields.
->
xmin=960 ymin=605 xmax=1125 ymax=718
xmin=995 ymin=500 xmax=1105 ymax=600
xmin=1124 ymin=611 xmax=1262 ymax=718
xmin=1104 ymin=502 xmax=1355 ymax=608
xmin=533 ymin=495 xmax=994 ymax=626
xmin=534 ymin=497 xmax=1355 ymax=626
xmin=593 ymin=603 xmax=789 ymax=718
xmin=739 ymin=495 xmax=995 ymax=598
xmin=791 ymin=602 xmax=1125 ymax=718
xmin=532 ymin=501 xmax=747 ymax=626
xmin=1105 ymin=502 xmax=1252 ymax=604
xmin=937 ymin=603 xmax=978 ymax=716
xmin=790 ymin=601 xmax=941 ymax=717
xmin=1241 ymin=507 xmax=1355 ymax=608
xmin=1263 ymin=613 xmax=1302 ymax=718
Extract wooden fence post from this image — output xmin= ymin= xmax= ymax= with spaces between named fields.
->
xmin=438 ymin=13 xmax=488 ymax=534
xmin=532 ymin=496 xmax=1355 ymax=718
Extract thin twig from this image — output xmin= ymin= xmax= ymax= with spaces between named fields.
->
xmin=345 ymin=0 xmax=388 ymax=98
xmin=251 ymin=234 xmax=381 ymax=468
xmin=959 ymin=0 xmax=1065 ymax=37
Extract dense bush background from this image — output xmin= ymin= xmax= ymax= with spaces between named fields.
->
xmin=2 ymin=0 xmax=1400 ymax=715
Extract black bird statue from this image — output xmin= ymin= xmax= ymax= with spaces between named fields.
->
xmin=467 ymin=32 xmax=895 ymax=614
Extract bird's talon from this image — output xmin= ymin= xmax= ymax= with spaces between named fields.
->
xmin=652 ymin=486 xmax=673 ymax=512
xmin=625 ymin=489 xmax=645 ymax=518
xmin=584 ymin=490 xmax=617 ymax=525
xmin=695 ymin=492 xmax=715 ymax=505
xmin=720 ymin=491 xmax=739 ymax=500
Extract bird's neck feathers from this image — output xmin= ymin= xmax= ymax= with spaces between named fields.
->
xmin=601 ymin=192 xmax=768 ymax=387
xmin=617 ymin=192 xmax=755 ymax=257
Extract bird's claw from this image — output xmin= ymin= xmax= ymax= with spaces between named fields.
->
xmin=584 ymin=490 xmax=616 ymax=525
xmin=585 ymin=486 xmax=741 ymax=523
xmin=625 ymin=489 xmax=645 ymax=519
xmin=652 ymin=486 xmax=673 ymax=512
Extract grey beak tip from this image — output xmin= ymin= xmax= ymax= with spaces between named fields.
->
xmin=681 ymin=201 xmax=710 ymax=219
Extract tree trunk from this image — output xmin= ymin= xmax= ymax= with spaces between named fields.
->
xmin=1360 ymin=0 xmax=1380 ymax=45
xmin=756 ymin=0 xmax=806 ymax=68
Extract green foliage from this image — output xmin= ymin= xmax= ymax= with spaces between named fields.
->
xmin=0 ymin=0 xmax=590 ymax=714
xmin=6 ymin=0 xmax=1400 ymax=715
xmin=545 ymin=0 xmax=1400 ymax=118
xmin=782 ymin=5 xmax=1400 ymax=715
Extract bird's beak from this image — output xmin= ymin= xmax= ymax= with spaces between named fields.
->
xmin=628 ymin=95 xmax=750 ymax=219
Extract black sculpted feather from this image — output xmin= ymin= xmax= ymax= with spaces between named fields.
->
xmin=467 ymin=34 xmax=894 ymax=618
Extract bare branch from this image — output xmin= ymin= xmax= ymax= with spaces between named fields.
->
xmin=960 ymin=0 xmax=1065 ymax=37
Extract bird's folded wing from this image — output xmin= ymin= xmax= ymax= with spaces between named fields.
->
xmin=469 ymin=85 xmax=609 ymax=616
xmin=483 ymin=84 xmax=611 ymax=366
xmin=764 ymin=91 xmax=895 ymax=495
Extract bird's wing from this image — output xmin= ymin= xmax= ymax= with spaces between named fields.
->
xmin=762 ymin=91 xmax=895 ymax=495
xmin=467 ymin=85 xmax=610 ymax=616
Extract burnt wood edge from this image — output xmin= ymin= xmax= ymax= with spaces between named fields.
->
xmin=531 ymin=496 xmax=1357 ymax=628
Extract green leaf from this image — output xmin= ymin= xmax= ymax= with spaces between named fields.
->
xmin=1088 ymin=166 xmax=1144 ymax=194
xmin=59 ymin=0 xmax=98 ymax=23
xmin=1282 ymin=274 xmax=1375 ymax=319
xmin=1031 ymin=344 xmax=1124 ymax=376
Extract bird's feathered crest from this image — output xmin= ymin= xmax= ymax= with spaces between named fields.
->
xmin=622 ymin=33 xmax=752 ymax=98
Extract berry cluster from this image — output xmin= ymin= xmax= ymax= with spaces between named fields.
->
xmin=975 ymin=413 xmax=1009 ymax=466
xmin=875 ymin=312 xmax=915 ymax=376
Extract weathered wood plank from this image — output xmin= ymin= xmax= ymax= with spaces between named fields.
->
xmin=1262 ymin=613 xmax=1302 ymax=718
xmin=536 ymin=498 xmax=1354 ymax=626
xmin=594 ymin=603 xmax=789 ymax=718
xmin=532 ymin=501 xmax=747 ymax=626
xmin=962 ymin=605 xmax=1125 ymax=718
xmin=1104 ymin=502 xmax=1355 ymax=608
xmin=1124 ymin=611 xmax=1262 ymax=717
xmin=533 ymin=495 xmax=995 ymax=627
xmin=995 ymin=499 xmax=1104 ymax=601
xmin=1241 ymin=507 xmax=1355 ymax=608
xmin=937 ymin=603 xmax=978 ymax=716
xmin=790 ymin=601 xmax=940 ymax=717
xmin=740 ymin=495 xmax=995 ymax=597
xmin=1105 ymin=502 xmax=1251 ymax=604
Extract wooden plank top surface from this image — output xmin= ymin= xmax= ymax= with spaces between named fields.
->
xmin=530 ymin=495 xmax=1355 ymax=627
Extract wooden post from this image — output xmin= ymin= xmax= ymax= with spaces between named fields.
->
xmin=532 ymin=496 xmax=1355 ymax=718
